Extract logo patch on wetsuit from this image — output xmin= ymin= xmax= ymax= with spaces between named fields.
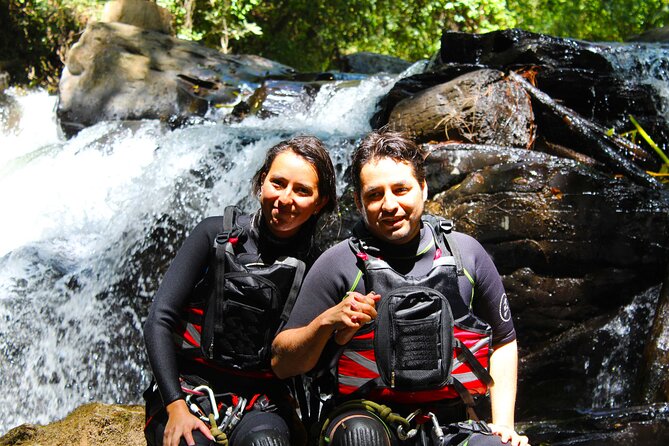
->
xmin=499 ymin=293 xmax=511 ymax=322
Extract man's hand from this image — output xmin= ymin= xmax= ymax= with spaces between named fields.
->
xmin=331 ymin=291 xmax=380 ymax=345
xmin=488 ymin=423 xmax=530 ymax=446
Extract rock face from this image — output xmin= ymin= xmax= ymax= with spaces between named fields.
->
xmin=101 ymin=0 xmax=173 ymax=34
xmin=57 ymin=21 xmax=295 ymax=136
xmin=387 ymin=69 xmax=534 ymax=147
xmin=373 ymin=28 xmax=669 ymax=159
xmin=0 ymin=403 xmax=144 ymax=446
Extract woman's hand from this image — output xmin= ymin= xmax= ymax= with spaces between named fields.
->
xmin=164 ymin=399 xmax=214 ymax=446
xmin=487 ymin=423 xmax=530 ymax=446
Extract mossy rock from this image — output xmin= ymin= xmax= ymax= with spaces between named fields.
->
xmin=0 ymin=403 xmax=144 ymax=446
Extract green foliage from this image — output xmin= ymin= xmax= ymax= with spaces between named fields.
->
xmin=157 ymin=0 xmax=262 ymax=52
xmin=0 ymin=0 xmax=96 ymax=90
xmin=506 ymin=0 xmax=669 ymax=42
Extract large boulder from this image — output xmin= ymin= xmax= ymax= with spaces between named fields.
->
xmin=57 ymin=21 xmax=295 ymax=136
xmin=101 ymin=0 xmax=173 ymax=34
xmin=0 ymin=403 xmax=144 ymax=446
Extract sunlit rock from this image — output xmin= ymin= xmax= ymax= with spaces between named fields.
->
xmin=57 ymin=22 xmax=295 ymax=137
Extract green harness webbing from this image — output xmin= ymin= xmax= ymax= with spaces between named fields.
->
xmin=319 ymin=399 xmax=414 ymax=445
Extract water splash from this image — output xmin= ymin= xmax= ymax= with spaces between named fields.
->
xmin=585 ymin=285 xmax=659 ymax=408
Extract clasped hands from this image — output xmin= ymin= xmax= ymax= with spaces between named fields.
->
xmin=322 ymin=291 xmax=380 ymax=345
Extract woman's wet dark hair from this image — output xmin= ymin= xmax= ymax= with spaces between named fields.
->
xmin=350 ymin=130 xmax=426 ymax=200
xmin=252 ymin=135 xmax=337 ymax=218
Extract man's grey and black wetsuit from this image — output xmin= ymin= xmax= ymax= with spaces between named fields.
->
xmin=144 ymin=212 xmax=317 ymax=446
xmin=282 ymin=218 xmax=516 ymax=445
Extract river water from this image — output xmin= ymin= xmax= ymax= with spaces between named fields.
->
xmin=0 ymin=42 xmax=668 ymax=440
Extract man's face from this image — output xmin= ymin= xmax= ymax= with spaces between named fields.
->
xmin=356 ymin=156 xmax=427 ymax=245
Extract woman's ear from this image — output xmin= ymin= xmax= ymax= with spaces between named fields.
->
xmin=315 ymin=196 xmax=329 ymax=214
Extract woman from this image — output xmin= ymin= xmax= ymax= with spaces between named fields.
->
xmin=144 ymin=136 xmax=337 ymax=446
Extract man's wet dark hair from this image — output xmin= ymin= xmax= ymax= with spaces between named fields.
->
xmin=252 ymin=135 xmax=337 ymax=217
xmin=350 ymin=130 xmax=427 ymax=199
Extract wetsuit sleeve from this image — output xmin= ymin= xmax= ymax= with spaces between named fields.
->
xmin=143 ymin=217 xmax=221 ymax=406
xmin=455 ymin=232 xmax=516 ymax=346
xmin=282 ymin=241 xmax=359 ymax=330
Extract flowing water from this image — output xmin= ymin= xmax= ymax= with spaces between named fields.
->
xmin=1 ymin=41 xmax=668 ymax=440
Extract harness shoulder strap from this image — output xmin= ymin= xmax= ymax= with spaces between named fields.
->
xmin=430 ymin=217 xmax=464 ymax=277
xmin=276 ymin=256 xmax=307 ymax=323
xmin=212 ymin=206 xmax=244 ymax=337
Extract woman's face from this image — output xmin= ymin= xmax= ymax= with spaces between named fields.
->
xmin=260 ymin=150 xmax=327 ymax=238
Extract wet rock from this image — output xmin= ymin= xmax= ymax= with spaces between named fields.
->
xmin=629 ymin=25 xmax=669 ymax=42
xmin=387 ymin=69 xmax=534 ymax=147
xmin=373 ymin=28 xmax=669 ymax=156
xmin=426 ymin=144 xmax=669 ymax=273
xmin=641 ymin=265 xmax=669 ymax=403
xmin=0 ymin=403 xmax=144 ymax=446
xmin=335 ymin=51 xmax=412 ymax=74
xmin=519 ymin=403 xmax=669 ymax=445
xmin=231 ymin=79 xmax=321 ymax=120
xmin=57 ymin=22 xmax=295 ymax=137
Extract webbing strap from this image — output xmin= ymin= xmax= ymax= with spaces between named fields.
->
xmin=277 ymin=256 xmax=306 ymax=323
xmin=438 ymin=221 xmax=464 ymax=277
xmin=454 ymin=339 xmax=493 ymax=386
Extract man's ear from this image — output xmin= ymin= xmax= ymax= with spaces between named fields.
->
xmin=354 ymin=193 xmax=362 ymax=212
xmin=422 ymin=181 xmax=428 ymax=201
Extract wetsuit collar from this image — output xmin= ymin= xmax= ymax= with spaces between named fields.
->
xmin=352 ymin=219 xmax=433 ymax=260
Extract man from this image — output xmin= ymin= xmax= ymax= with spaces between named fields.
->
xmin=272 ymin=131 xmax=529 ymax=446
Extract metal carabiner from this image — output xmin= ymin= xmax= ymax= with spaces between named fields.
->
xmin=396 ymin=409 xmax=421 ymax=440
xmin=186 ymin=385 xmax=220 ymax=422
xmin=428 ymin=412 xmax=444 ymax=438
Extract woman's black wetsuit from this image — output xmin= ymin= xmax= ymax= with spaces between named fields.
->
xmin=144 ymin=212 xmax=316 ymax=446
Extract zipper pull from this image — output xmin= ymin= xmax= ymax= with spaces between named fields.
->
xmin=391 ymin=370 xmax=395 ymax=388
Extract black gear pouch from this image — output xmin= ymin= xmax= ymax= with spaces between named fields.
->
xmin=374 ymin=286 xmax=454 ymax=390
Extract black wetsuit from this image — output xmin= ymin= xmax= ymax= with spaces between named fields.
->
xmin=283 ymin=219 xmax=516 ymax=445
xmin=144 ymin=212 xmax=316 ymax=446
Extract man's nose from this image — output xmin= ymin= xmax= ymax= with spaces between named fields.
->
xmin=381 ymin=192 xmax=398 ymax=212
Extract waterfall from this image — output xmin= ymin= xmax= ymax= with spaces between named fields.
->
xmin=0 ymin=63 xmax=428 ymax=434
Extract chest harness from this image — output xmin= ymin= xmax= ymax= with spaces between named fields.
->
xmin=173 ymin=205 xmax=306 ymax=377
xmin=336 ymin=218 xmax=493 ymax=411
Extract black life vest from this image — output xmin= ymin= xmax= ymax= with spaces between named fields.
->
xmin=336 ymin=217 xmax=493 ymax=406
xmin=174 ymin=206 xmax=305 ymax=378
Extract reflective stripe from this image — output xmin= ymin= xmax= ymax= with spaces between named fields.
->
xmin=343 ymin=350 xmax=379 ymax=374
xmin=452 ymin=371 xmax=479 ymax=383
xmin=339 ymin=372 xmax=478 ymax=388
xmin=185 ymin=323 xmax=201 ymax=346
xmin=338 ymin=374 xmax=377 ymax=387
xmin=451 ymin=337 xmax=490 ymax=371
